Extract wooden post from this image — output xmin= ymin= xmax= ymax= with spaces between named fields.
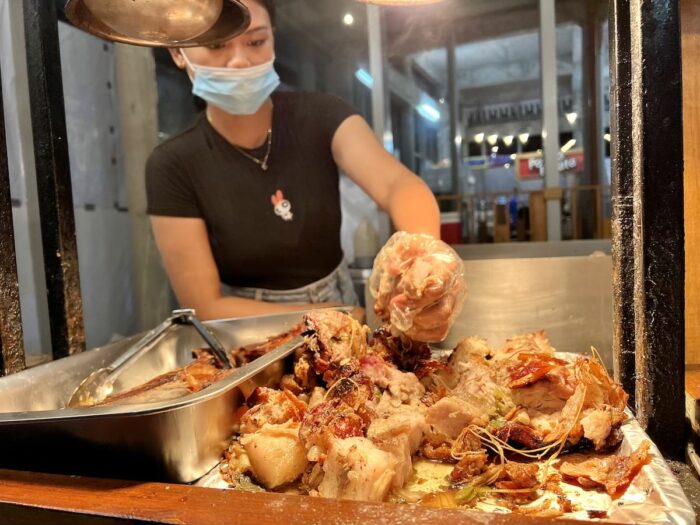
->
xmin=609 ymin=0 xmax=636 ymax=406
xmin=571 ymin=188 xmax=580 ymax=240
xmin=595 ymin=186 xmax=603 ymax=239
xmin=529 ymin=191 xmax=547 ymax=241
xmin=24 ymin=0 xmax=85 ymax=359
xmin=682 ymin=0 xmax=700 ymax=365
xmin=0 ymin=60 xmax=25 ymax=376
xmin=610 ymin=0 xmax=685 ymax=459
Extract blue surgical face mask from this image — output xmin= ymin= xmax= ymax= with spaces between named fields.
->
xmin=181 ymin=52 xmax=280 ymax=115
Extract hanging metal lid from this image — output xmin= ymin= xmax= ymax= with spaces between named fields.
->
xmin=64 ymin=0 xmax=250 ymax=48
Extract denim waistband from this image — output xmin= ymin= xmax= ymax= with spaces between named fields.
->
xmin=222 ymin=260 xmax=359 ymax=305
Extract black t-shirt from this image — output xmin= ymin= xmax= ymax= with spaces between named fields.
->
xmin=146 ymin=91 xmax=358 ymax=290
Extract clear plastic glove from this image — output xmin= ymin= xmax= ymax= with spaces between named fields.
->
xmin=369 ymin=232 xmax=466 ymax=342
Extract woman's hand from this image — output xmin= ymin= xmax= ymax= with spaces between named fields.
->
xmin=369 ymin=232 xmax=466 ymax=342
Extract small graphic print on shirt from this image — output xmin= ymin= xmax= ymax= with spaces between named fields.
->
xmin=271 ymin=190 xmax=293 ymax=222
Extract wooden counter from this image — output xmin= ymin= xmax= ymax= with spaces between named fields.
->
xmin=688 ymin=365 xmax=700 ymax=442
xmin=688 ymin=365 xmax=700 ymax=401
xmin=0 ymin=469 xmax=621 ymax=525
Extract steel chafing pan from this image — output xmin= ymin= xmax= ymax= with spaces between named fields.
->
xmin=0 ymin=311 xmax=305 ymax=483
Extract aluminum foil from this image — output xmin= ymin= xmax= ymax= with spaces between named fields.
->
xmin=581 ymin=416 xmax=694 ymax=524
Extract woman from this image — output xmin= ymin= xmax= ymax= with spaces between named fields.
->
xmin=146 ymin=0 xmax=442 ymax=323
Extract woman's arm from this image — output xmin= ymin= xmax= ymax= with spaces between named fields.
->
xmin=150 ymin=216 xmax=359 ymax=320
xmin=331 ymin=115 xmax=440 ymax=238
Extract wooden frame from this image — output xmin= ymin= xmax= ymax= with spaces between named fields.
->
xmin=0 ymin=469 xmax=623 ymax=525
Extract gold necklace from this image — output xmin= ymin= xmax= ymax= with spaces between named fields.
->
xmin=233 ymin=129 xmax=272 ymax=171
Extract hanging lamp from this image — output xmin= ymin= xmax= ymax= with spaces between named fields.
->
xmin=64 ymin=0 xmax=250 ymax=48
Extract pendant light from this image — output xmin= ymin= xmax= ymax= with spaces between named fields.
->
xmin=64 ymin=0 xmax=250 ymax=48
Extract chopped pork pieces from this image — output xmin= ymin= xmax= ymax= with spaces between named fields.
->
xmin=221 ymin=310 xmax=649 ymax=515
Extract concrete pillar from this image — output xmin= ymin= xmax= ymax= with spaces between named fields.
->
xmin=367 ymin=4 xmax=386 ymax=141
xmin=115 ymin=45 xmax=172 ymax=331
xmin=366 ymin=4 xmax=391 ymax=241
xmin=571 ymin=24 xmax=585 ymax=153
xmin=582 ymin=2 xmax=604 ymax=186
xmin=399 ymin=57 xmax=417 ymax=172
xmin=539 ymin=0 xmax=562 ymax=241
xmin=580 ymin=1 xmax=607 ymax=238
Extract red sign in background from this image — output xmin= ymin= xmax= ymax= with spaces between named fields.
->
xmin=518 ymin=151 xmax=584 ymax=179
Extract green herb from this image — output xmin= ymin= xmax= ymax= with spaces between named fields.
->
xmin=455 ymin=485 xmax=491 ymax=506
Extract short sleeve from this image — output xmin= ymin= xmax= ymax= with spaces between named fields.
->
xmin=145 ymin=143 xmax=202 ymax=218
xmin=312 ymin=93 xmax=359 ymax=142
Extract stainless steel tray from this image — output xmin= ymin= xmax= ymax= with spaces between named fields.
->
xmin=0 ymin=311 xmax=306 ymax=483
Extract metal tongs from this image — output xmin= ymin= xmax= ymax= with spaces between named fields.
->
xmin=67 ymin=309 xmax=232 ymax=408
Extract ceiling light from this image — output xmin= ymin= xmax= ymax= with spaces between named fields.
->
xmin=343 ymin=13 xmax=355 ymax=25
xmin=417 ymin=103 xmax=441 ymax=123
xmin=491 ymin=146 xmax=498 ymax=153
xmin=486 ymin=133 xmax=499 ymax=146
xmin=474 ymin=132 xmax=485 ymax=144
xmin=439 ymin=97 xmax=445 ymax=104
xmin=64 ymin=0 xmax=249 ymax=47
xmin=503 ymin=135 xmax=514 ymax=147
xmin=565 ymin=112 xmax=578 ymax=125
xmin=604 ymin=133 xmax=611 ymax=142
xmin=560 ymin=138 xmax=576 ymax=153
xmin=518 ymin=133 xmax=529 ymax=144
xmin=510 ymin=153 xmax=517 ymax=160
xmin=355 ymin=68 xmax=374 ymax=89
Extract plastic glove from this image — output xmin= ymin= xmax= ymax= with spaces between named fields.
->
xmin=369 ymin=232 xmax=466 ymax=342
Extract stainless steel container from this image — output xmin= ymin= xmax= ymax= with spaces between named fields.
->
xmin=0 ymin=311 xmax=304 ymax=483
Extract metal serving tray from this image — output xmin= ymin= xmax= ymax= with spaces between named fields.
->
xmin=0 ymin=311 xmax=306 ymax=483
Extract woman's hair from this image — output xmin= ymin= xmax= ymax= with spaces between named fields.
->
xmin=252 ymin=0 xmax=276 ymax=27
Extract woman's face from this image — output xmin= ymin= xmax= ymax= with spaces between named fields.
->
xmin=171 ymin=0 xmax=274 ymax=70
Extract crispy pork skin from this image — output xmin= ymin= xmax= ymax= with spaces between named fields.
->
xmin=98 ymin=351 xmax=231 ymax=406
xmin=558 ymin=441 xmax=651 ymax=495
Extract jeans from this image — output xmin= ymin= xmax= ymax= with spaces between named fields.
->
xmin=221 ymin=260 xmax=359 ymax=306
